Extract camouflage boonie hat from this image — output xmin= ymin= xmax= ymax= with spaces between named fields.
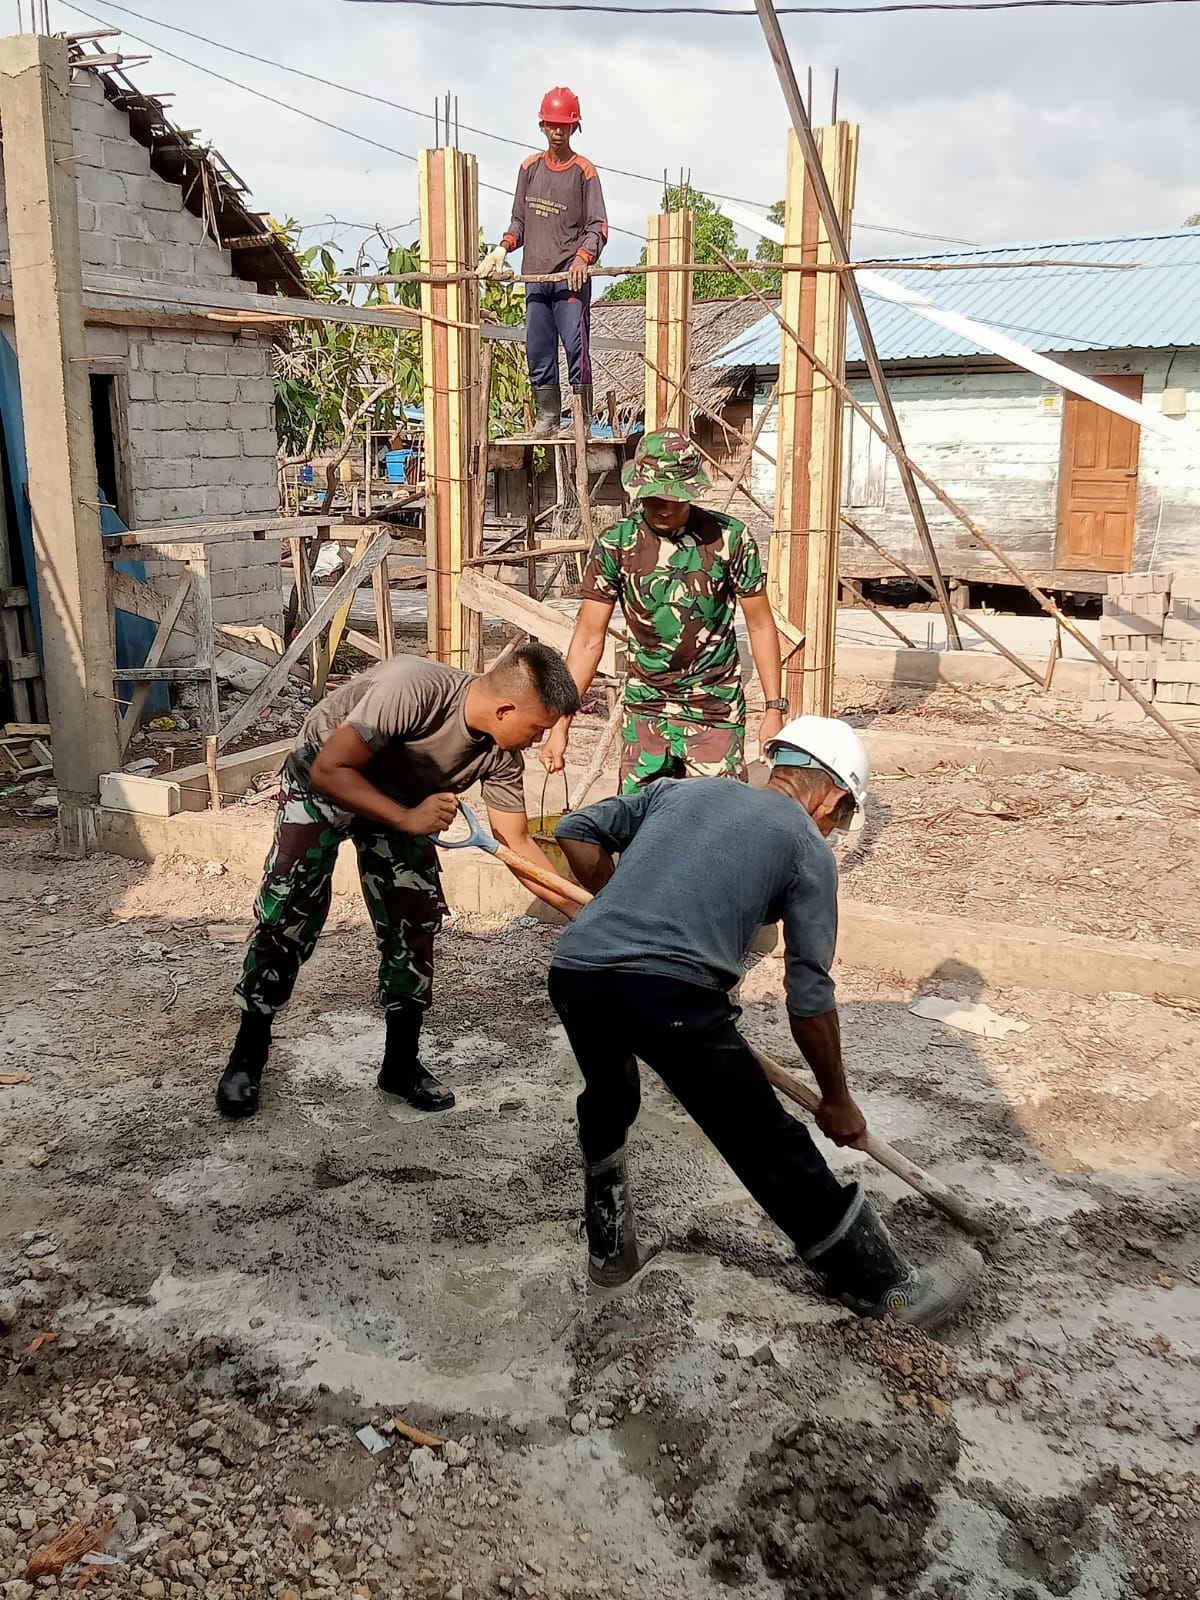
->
xmin=621 ymin=429 xmax=711 ymax=503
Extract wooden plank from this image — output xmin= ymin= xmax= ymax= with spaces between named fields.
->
xmin=461 ymin=539 xmax=591 ymax=568
xmin=570 ymin=392 xmax=595 ymax=548
xmin=189 ymin=551 xmax=221 ymax=775
xmin=465 ymin=339 xmax=493 ymax=672
xmin=420 ymin=145 xmax=480 ymax=668
xmin=643 ymin=208 xmax=693 ymax=434
xmin=4 ymin=722 xmax=51 ymax=736
xmin=219 ymin=530 xmax=392 ymax=750
xmin=107 ymin=517 xmax=329 ymax=547
xmin=457 ymin=569 xmax=621 ymax=676
xmin=372 ymin=560 xmax=396 ymax=661
xmin=345 ymin=628 xmax=383 ymax=661
xmin=290 ymin=537 xmax=328 ymax=691
xmin=320 ymin=530 xmax=374 ymax=694
xmin=112 ymin=666 xmax=210 ymax=682
xmin=108 ymin=570 xmax=303 ymax=680
xmin=117 ymin=567 xmax=191 ymax=757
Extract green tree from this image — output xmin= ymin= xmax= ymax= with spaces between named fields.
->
xmin=1185 ymin=212 xmax=1200 ymax=226
xmin=605 ymin=186 xmax=786 ymax=302
xmin=274 ymin=222 xmax=531 ymax=511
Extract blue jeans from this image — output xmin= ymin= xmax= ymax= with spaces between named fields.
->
xmin=526 ymin=281 xmax=592 ymax=388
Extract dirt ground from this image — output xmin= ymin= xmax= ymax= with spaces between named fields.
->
xmin=2 ymin=779 xmax=1199 ymax=1600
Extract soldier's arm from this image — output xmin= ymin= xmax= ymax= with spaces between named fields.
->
xmin=541 ymin=597 xmax=616 ymax=772
xmin=310 ymin=725 xmax=456 ymax=835
xmin=487 ymin=807 xmax=582 ymax=920
xmin=739 ymin=591 xmax=785 ymax=743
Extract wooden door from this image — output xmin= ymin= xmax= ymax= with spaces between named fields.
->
xmin=1056 ymin=374 xmax=1142 ymax=572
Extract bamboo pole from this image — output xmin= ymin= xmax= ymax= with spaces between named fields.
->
xmin=748 ymin=0 xmax=962 ymax=650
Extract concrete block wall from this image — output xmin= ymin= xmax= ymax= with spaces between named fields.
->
xmin=1089 ymin=572 xmax=1200 ymax=721
xmin=0 ymin=72 xmax=285 ymax=631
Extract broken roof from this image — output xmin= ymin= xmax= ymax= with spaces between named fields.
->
xmin=69 ymin=37 xmax=308 ymax=298
xmin=569 ymin=294 xmax=777 ymax=420
xmin=711 ymin=229 xmax=1200 ymax=367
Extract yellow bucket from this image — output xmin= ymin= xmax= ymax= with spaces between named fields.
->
xmin=530 ymin=770 xmax=576 ymax=883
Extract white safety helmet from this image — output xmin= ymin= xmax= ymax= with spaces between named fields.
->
xmin=764 ymin=716 xmax=871 ymax=817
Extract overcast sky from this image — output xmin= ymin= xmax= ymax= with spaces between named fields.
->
xmin=45 ymin=0 xmax=1200 ymax=264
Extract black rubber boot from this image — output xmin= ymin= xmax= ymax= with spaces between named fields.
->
xmin=377 ymin=1004 xmax=455 ymax=1113
xmin=529 ymin=384 xmax=562 ymax=440
xmin=571 ymin=383 xmax=593 ymax=432
xmin=802 ymin=1185 xmax=981 ymax=1331
xmin=583 ymin=1147 xmax=665 ymax=1288
xmin=216 ymin=1011 xmax=272 ymax=1119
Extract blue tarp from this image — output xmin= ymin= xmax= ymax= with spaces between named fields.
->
xmin=0 ymin=329 xmax=166 ymax=715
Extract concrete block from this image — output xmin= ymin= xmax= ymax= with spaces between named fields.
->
xmin=185 ymin=345 xmax=232 ymax=377
xmin=1114 ymin=571 xmax=1172 ymax=596
xmin=236 ymin=376 xmax=274 ymax=405
xmin=156 ymin=488 xmax=210 ymax=521
xmin=185 ymin=403 xmax=232 ymax=431
xmin=154 ymin=373 xmax=198 ymax=404
xmin=154 ymin=429 xmax=197 ymax=459
xmin=71 ymin=90 xmax=120 ymax=138
xmin=116 ymin=238 xmax=170 ymax=274
xmin=100 ymin=135 xmax=153 ymax=176
xmin=228 ymin=402 xmax=268 ymax=430
xmin=1155 ymin=659 xmax=1200 ymax=686
xmin=1113 ymin=652 xmax=1156 ymax=681
xmin=243 ymin=484 xmax=281 ymax=515
xmin=96 ymin=201 xmax=149 ymax=242
xmin=209 ymin=487 xmax=250 ymax=517
xmin=240 ymin=431 xmax=279 ymax=459
xmin=137 ymin=341 xmax=192 ymax=374
xmin=210 ymin=565 xmax=243 ymax=600
xmin=191 ymin=459 xmax=240 ymax=489
xmin=203 ymin=377 xmax=239 ymax=404
xmin=126 ymin=400 xmax=163 ymax=436
xmin=1171 ymin=571 xmax=1200 ymax=601
xmin=199 ymin=433 xmax=241 ymax=459
xmin=140 ymin=459 xmax=192 ymax=492
xmin=79 ymin=235 xmax=121 ymax=272
xmin=78 ymin=164 xmax=128 ymax=207
xmin=1164 ymin=615 xmax=1200 ymax=644
xmin=226 ymin=345 xmax=271 ymax=377
xmin=100 ymin=772 xmax=180 ymax=818
xmin=126 ymin=369 xmax=155 ymax=402
xmin=75 ymin=196 xmax=99 ymax=234
xmin=1101 ymin=599 xmax=1166 ymax=631
xmin=86 ymin=325 xmax=129 ymax=360
xmin=70 ymin=73 xmax=105 ymax=108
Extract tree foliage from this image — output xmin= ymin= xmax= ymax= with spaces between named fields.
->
xmin=1185 ymin=212 xmax=1200 ymax=227
xmin=604 ymin=187 xmax=785 ymax=302
xmin=273 ymin=222 xmax=532 ymax=509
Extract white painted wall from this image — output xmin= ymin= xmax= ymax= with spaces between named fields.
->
xmin=750 ymin=348 xmax=1200 ymax=581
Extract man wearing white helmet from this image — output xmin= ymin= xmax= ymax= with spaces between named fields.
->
xmin=548 ymin=716 xmax=978 ymax=1329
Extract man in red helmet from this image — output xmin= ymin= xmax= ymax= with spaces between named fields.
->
xmin=478 ymin=87 xmax=608 ymax=438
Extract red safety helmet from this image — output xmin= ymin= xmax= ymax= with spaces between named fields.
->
xmin=539 ymin=86 xmax=581 ymax=127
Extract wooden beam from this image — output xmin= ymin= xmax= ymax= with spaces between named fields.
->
xmin=0 ymin=34 xmax=119 ymax=850
xmin=107 ymin=570 xmax=303 ymax=681
xmin=643 ymin=208 xmax=694 ymax=434
xmin=117 ymin=568 xmax=191 ymax=757
xmin=457 ymin=569 xmax=621 ymax=676
xmin=104 ymin=516 xmax=329 ymax=547
xmin=218 ymin=530 xmax=392 ymax=750
xmin=420 ymin=145 xmax=481 ymax=668
xmin=323 ymin=529 xmax=375 ymax=686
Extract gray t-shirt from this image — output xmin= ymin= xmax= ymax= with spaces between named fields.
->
xmin=552 ymin=778 xmax=838 ymax=1018
xmin=288 ymin=657 xmax=527 ymax=812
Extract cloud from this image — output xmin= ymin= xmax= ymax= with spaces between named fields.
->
xmin=60 ymin=0 xmax=1200 ymax=257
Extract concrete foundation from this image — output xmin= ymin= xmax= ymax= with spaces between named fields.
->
xmin=97 ymin=804 xmax=1200 ymax=1002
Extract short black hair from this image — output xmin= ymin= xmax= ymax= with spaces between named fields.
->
xmin=488 ymin=642 xmax=580 ymax=718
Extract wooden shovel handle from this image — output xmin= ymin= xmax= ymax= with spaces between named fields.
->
xmin=492 ymin=840 xmax=593 ymax=907
xmin=750 ymin=1046 xmax=990 ymax=1239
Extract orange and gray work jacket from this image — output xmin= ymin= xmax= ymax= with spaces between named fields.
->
xmin=501 ymin=151 xmax=609 ymax=276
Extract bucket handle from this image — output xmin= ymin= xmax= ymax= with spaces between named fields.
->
xmin=538 ymin=766 xmax=570 ymax=824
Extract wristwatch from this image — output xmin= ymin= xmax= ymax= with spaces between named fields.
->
xmin=764 ymin=698 xmax=790 ymax=713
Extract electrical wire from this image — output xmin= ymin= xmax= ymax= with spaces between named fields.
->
xmin=63 ymin=0 xmax=978 ymax=246
xmin=350 ymin=0 xmax=1200 ymax=11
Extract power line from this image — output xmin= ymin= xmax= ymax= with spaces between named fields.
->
xmin=59 ymin=0 xmax=653 ymax=239
xmin=64 ymin=0 xmax=976 ymax=246
xmin=350 ymin=0 xmax=1200 ymax=11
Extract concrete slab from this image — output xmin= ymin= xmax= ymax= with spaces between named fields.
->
xmin=97 ymin=805 xmax=1200 ymax=1002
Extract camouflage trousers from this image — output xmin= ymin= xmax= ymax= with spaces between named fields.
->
xmin=235 ymin=768 xmax=446 ymax=1018
xmin=619 ymin=712 xmax=746 ymax=793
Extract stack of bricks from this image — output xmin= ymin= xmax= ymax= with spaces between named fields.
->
xmin=1089 ymin=572 xmax=1200 ymax=719
xmin=1157 ymin=573 xmax=1200 ymax=712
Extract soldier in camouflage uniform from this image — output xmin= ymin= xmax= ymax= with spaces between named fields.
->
xmin=216 ymin=645 xmax=581 ymax=1122
xmin=542 ymin=430 xmax=788 ymax=791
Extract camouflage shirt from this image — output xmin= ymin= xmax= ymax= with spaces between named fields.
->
xmin=580 ymin=506 xmax=766 ymax=724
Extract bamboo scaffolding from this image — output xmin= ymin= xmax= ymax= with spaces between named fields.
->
xmin=333 ymin=257 xmax=1140 ymax=289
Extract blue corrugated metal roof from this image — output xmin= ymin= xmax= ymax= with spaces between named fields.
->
xmin=711 ymin=229 xmax=1200 ymax=368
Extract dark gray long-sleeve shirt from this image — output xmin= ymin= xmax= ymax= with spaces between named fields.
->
xmin=552 ymin=778 xmax=839 ymax=1018
xmin=501 ymin=151 xmax=608 ymax=274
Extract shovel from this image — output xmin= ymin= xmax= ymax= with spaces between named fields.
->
xmin=435 ymin=799 xmax=988 ymax=1238
xmin=432 ymin=798 xmax=591 ymax=907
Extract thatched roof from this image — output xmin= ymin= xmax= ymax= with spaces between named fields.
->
xmin=565 ymin=295 xmax=779 ymax=425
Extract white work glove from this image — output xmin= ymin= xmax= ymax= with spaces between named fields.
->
xmin=476 ymin=244 xmax=509 ymax=280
